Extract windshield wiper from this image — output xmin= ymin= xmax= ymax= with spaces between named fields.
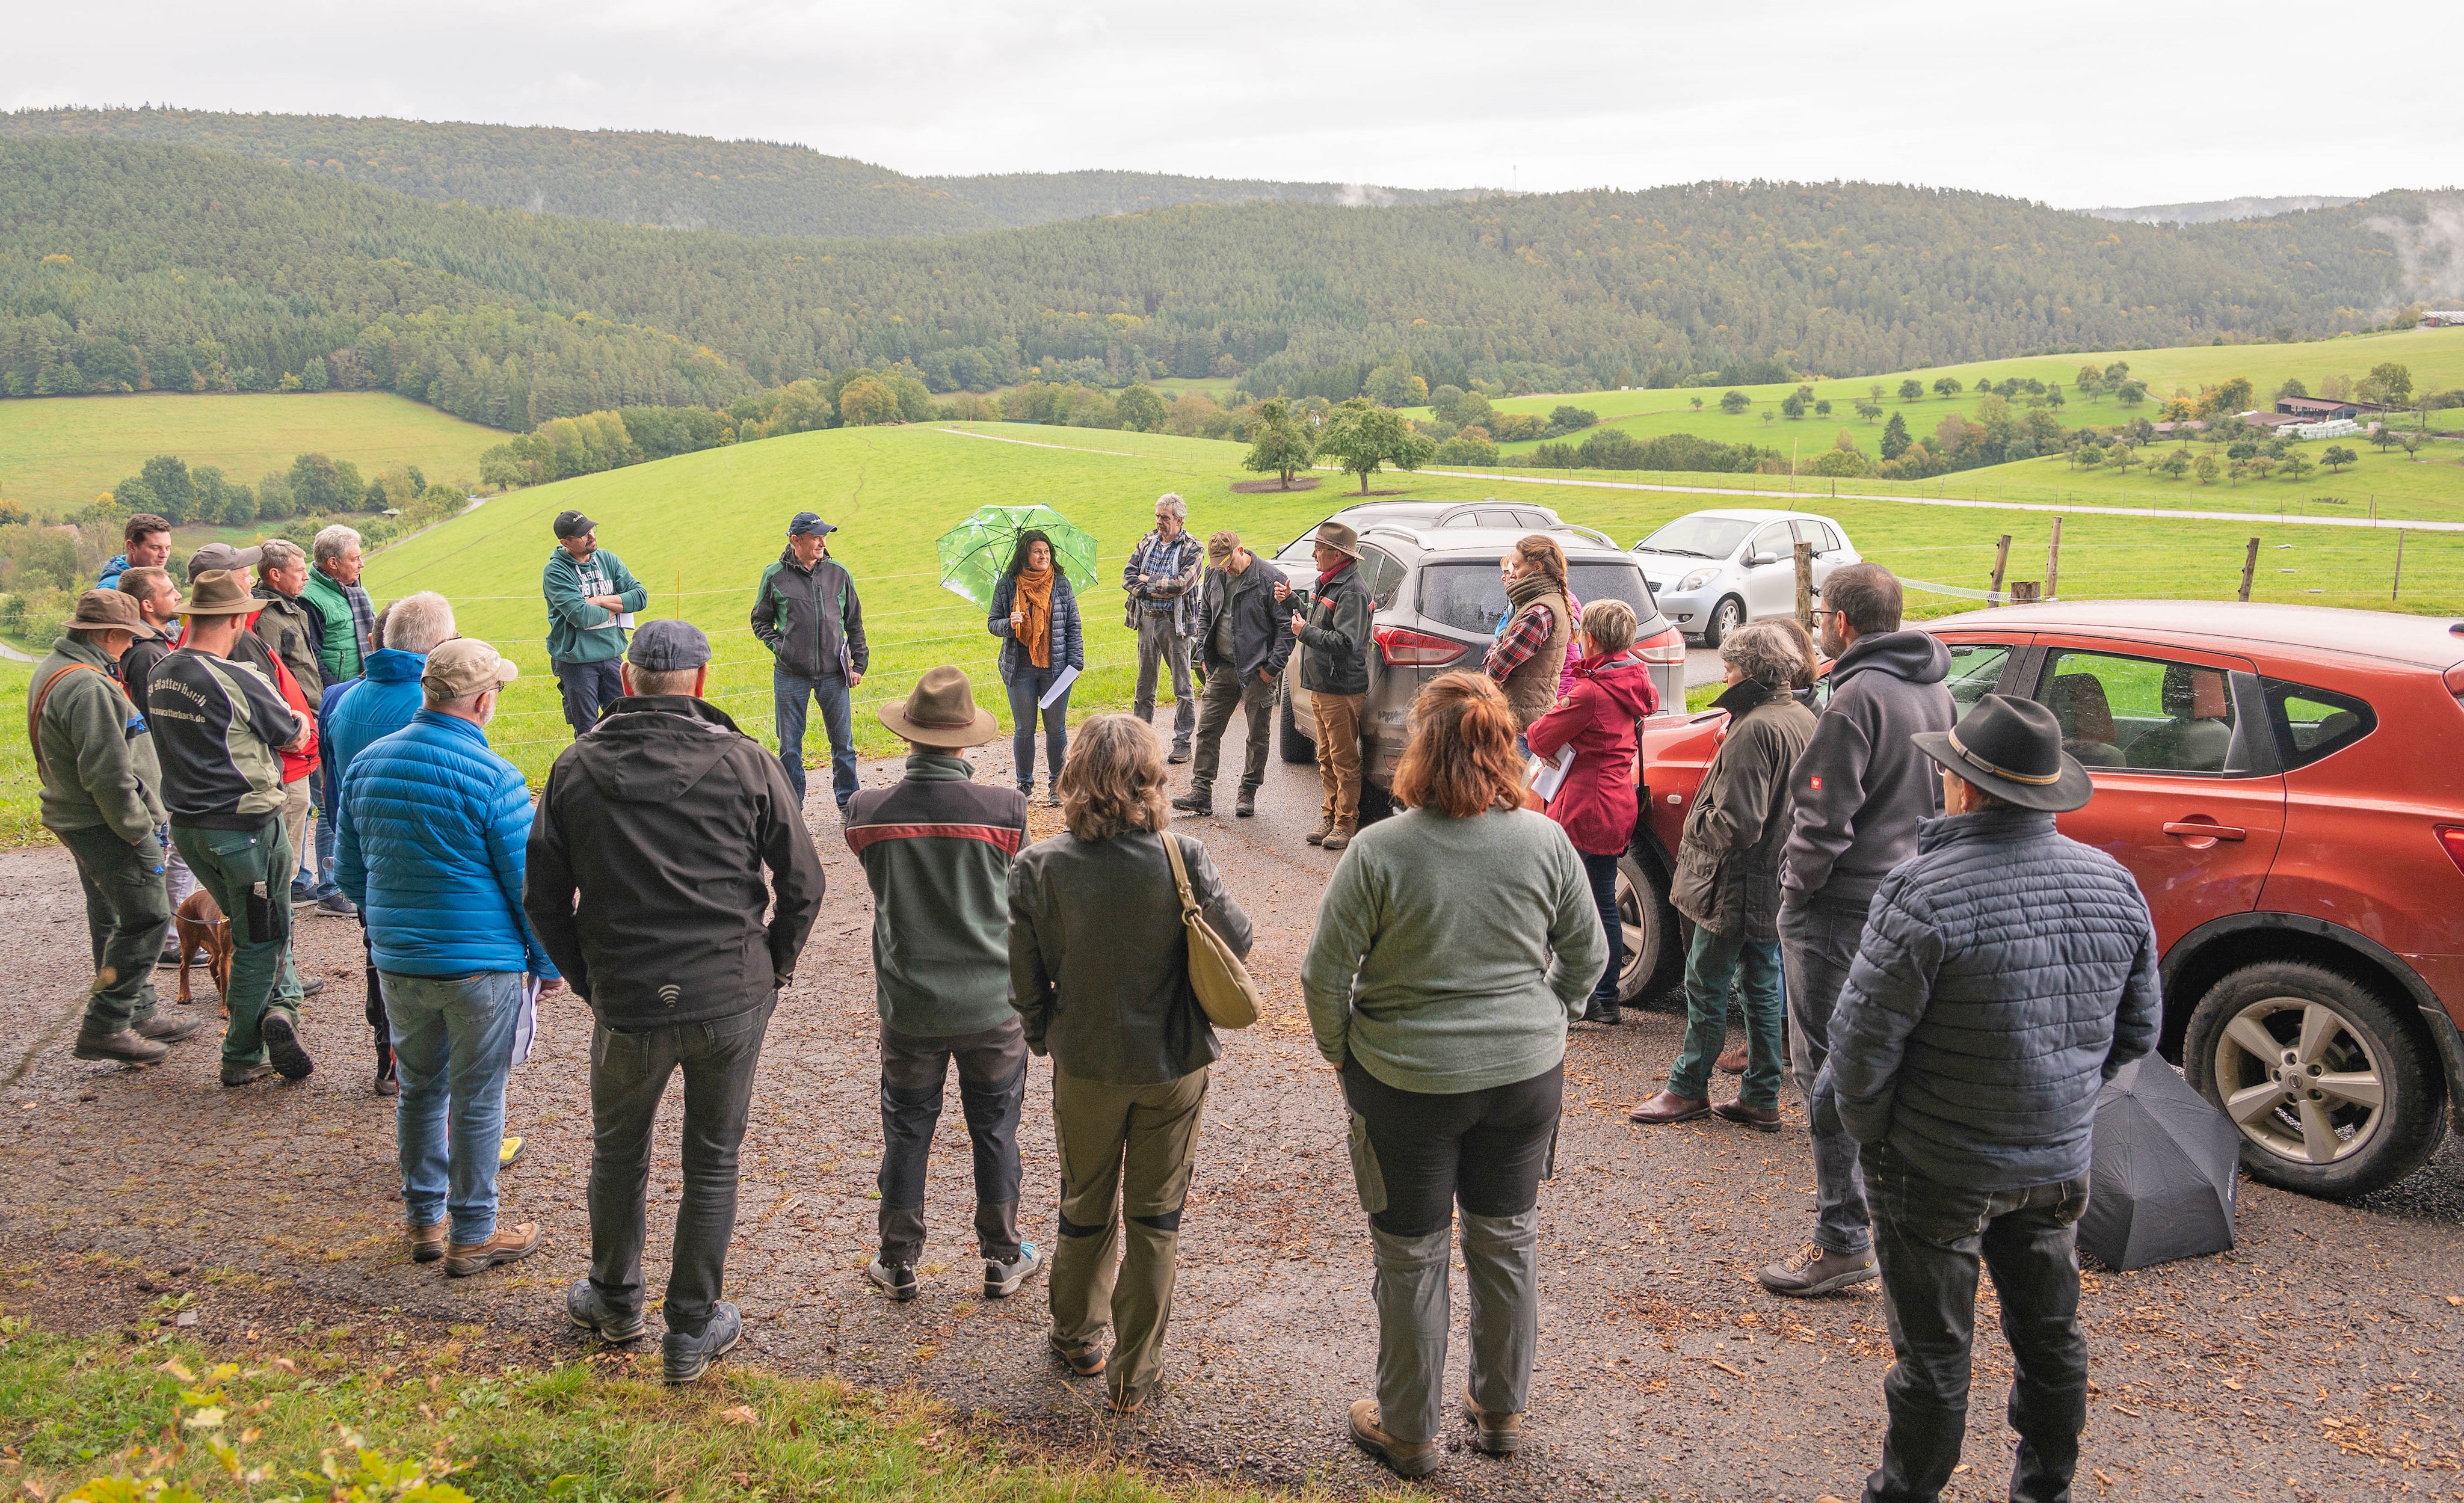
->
xmin=1646 ymin=546 xmax=1710 ymax=559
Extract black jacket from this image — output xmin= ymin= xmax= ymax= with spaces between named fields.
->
xmin=752 ymin=550 xmax=868 ymax=682
xmin=1671 ymin=679 xmax=1818 ymax=941
xmin=525 ymin=695 xmax=825 ymax=1027
xmin=1782 ymin=629 xmax=1955 ymax=911
xmin=1194 ymin=558 xmax=1293 ymax=683
xmin=1295 ymin=559 xmax=1373 ymax=696
xmin=120 ymin=621 xmax=179 ymax=712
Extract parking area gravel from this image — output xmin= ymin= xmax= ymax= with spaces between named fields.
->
xmin=3 ymin=743 xmax=2460 ymax=1502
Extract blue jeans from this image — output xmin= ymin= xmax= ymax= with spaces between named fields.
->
xmin=774 ymin=666 xmax=855 ymax=811
xmin=296 ymin=800 xmax=342 ymax=900
xmin=1783 ymin=894 xmax=1875 ymax=1255
xmin=1578 ymin=852 xmax=1624 ymax=1009
xmin=1005 ymin=666 xmax=1070 ymax=793
xmin=385 ymin=970 xmax=523 ymax=1245
xmin=1668 ymin=924 xmax=1785 ymax=1107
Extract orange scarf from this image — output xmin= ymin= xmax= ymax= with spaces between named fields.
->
xmin=1015 ymin=566 xmax=1055 ymax=669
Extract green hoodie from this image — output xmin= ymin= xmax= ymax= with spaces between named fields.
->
xmin=32 ymin=635 xmax=165 ymax=843
xmin=542 ymin=544 xmax=649 ymax=665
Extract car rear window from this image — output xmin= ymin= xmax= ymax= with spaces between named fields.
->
xmin=2261 ymin=679 xmax=2376 ymax=768
xmin=1417 ymin=560 xmax=1653 ymax=635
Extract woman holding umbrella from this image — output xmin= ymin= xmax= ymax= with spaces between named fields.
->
xmin=988 ymin=530 xmax=1085 ymax=803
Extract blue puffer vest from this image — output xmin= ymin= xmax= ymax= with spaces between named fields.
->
xmin=334 ymin=710 xmax=558 ymax=980
xmin=1825 ymin=808 xmax=2163 ymax=1190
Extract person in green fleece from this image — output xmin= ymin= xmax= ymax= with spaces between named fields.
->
xmin=844 ymin=668 xmax=1040 ymax=1306
xmin=1301 ymin=670 xmax=1606 ymax=1480
xmin=541 ymin=510 xmax=649 ymax=737
xmin=33 ymin=591 xmax=203 ymax=1065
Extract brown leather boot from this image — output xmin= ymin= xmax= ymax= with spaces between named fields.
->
xmin=406 ymin=1220 xmax=447 ymax=1264
xmin=1349 ymin=1398 xmax=1439 ymax=1477
xmin=1462 ymin=1391 xmax=1524 ymax=1455
xmin=1715 ymin=1042 xmax=1749 ymax=1075
xmin=1755 ymin=1241 xmax=1877 ymax=1297
xmin=72 ymin=1025 xmax=168 ymax=1065
xmin=443 ymin=1222 xmax=541 ymax=1277
xmin=1628 ymin=1091 xmax=1711 ymax=1124
xmin=1711 ymin=1098 xmax=1782 ymax=1132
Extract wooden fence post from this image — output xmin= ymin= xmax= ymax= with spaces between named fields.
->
xmin=1793 ymin=541 xmax=1814 ymax=627
xmin=2238 ymin=538 xmax=2258 ymax=603
xmin=2394 ymin=529 xmax=2405 ymax=602
xmin=1988 ymin=534 xmax=2012 ymax=606
xmin=2045 ymin=516 xmax=2063 ymax=601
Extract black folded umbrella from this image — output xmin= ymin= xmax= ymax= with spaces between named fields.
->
xmin=2078 ymin=1058 xmax=2242 ymax=1271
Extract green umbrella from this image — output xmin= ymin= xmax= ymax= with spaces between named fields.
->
xmin=935 ymin=504 xmax=1101 ymax=607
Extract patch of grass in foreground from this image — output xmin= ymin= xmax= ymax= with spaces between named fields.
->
xmin=0 ymin=1323 xmax=1331 ymax=1503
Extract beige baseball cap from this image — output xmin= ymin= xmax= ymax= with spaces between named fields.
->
xmin=420 ymin=639 xmax=519 ymax=698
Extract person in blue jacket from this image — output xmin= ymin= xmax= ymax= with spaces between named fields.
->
xmin=337 ymin=638 xmax=564 ymax=1281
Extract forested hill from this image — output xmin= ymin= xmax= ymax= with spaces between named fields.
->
xmin=0 ymin=107 xmax=1475 ymax=237
xmin=1 ymin=137 xmax=2437 ymax=432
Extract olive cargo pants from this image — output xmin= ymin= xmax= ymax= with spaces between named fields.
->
xmin=1046 ymin=1067 xmax=1209 ymax=1409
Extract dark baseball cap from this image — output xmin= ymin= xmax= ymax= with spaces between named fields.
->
xmin=626 ymin=618 xmax=710 ymax=672
xmin=553 ymin=509 xmax=596 ymax=539
xmin=789 ymin=512 xmax=836 ymax=537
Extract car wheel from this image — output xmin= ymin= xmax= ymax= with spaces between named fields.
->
xmin=2182 ymin=962 xmax=2449 ymax=1200
xmin=1700 ymin=596 xmax=1745 ymax=650
xmin=1278 ymin=684 xmax=1315 ymax=764
xmin=1614 ymin=853 xmax=1681 ymax=1004
xmin=1356 ymin=766 xmax=1395 ymax=826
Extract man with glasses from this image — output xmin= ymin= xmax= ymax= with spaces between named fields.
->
xmin=1123 ymin=494 xmax=1203 ymax=764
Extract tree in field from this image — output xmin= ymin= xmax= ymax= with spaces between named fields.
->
xmin=2194 ymin=453 xmax=2219 ymax=485
xmin=1898 ymin=378 xmax=1925 ymax=402
xmin=1813 ymin=398 xmax=1832 ymax=417
xmin=1855 ymin=400 xmax=1882 ymax=423
xmin=2371 ymin=425 xmax=2401 ymax=453
xmin=2107 ymin=443 xmax=2141 ymax=476
xmin=838 ymin=376 xmax=899 ymax=425
xmin=1780 ymin=389 xmax=1810 ymax=420
xmin=1932 ymin=376 xmax=1963 ymax=400
xmin=1316 ymin=399 xmax=1434 ymax=494
xmin=1719 ymin=389 xmax=1751 ymax=414
xmin=2358 ymin=362 xmax=2413 ymax=409
xmin=2103 ymin=361 xmax=2131 ymax=385
xmin=288 ymin=452 xmax=363 ymax=514
xmin=2275 ymin=377 xmax=2308 ymax=401
xmin=2156 ymin=449 xmax=2192 ymax=482
xmin=1115 ymin=383 xmax=1165 ymax=432
xmin=2243 ymin=456 xmax=2275 ymax=482
xmin=139 ymin=454 xmax=194 ymax=523
xmin=1240 ymin=397 xmax=1316 ymax=488
xmin=2115 ymin=380 xmax=2147 ymax=408
xmin=1870 ymin=383 xmax=1886 ymax=403
xmin=1880 ymin=410 xmax=1911 ymax=460
xmin=2279 ymin=449 xmax=2313 ymax=481
xmin=2321 ymin=444 xmax=2356 ymax=473
xmin=1689 ymin=395 xmax=1705 ymax=413
xmin=2161 ymin=397 xmax=2196 ymax=425
xmin=2397 ymin=433 xmax=2421 ymax=460
xmin=1364 ymin=362 xmax=1429 ymax=408
xmin=2047 ymin=384 xmax=2066 ymax=409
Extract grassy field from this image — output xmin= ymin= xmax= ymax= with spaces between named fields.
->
xmin=0 ymin=392 xmax=505 ymax=515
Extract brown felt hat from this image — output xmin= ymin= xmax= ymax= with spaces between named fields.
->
xmin=422 ymin=639 xmax=520 ymax=699
xmin=177 ymin=570 xmax=262 ymax=617
xmin=1312 ymin=521 xmax=1363 ymax=558
xmin=878 ymin=665 xmax=999 ymax=748
xmin=67 ymin=589 xmax=143 ymax=632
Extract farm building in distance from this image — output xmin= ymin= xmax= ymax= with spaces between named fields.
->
xmin=2276 ymin=395 xmax=2391 ymax=420
xmin=2420 ymin=310 xmax=2464 ymax=328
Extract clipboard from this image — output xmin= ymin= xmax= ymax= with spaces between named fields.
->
xmin=1038 ymin=664 xmax=1080 ymax=710
xmin=1527 ymin=743 xmax=1577 ymax=802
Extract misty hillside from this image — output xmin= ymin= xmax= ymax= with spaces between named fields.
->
xmin=2084 ymin=195 xmax=2360 ymax=225
xmin=914 ymin=169 xmax=1484 ymax=227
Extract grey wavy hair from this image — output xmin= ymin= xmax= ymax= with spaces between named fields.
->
xmin=257 ymin=538 xmax=306 ymax=571
xmin=1720 ymin=619 xmax=1809 ymax=690
xmin=1154 ymin=493 xmax=1187 ymax=521
xmin=312 ymin=524 xmax=363 ymax=567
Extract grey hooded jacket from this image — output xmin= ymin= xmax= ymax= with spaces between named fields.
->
xmin=1781 ymin=629 xmax=1955 ymax=912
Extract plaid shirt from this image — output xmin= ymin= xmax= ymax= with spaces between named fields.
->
xmin=1123 ymin=528 xmax=1204 ymax=632
xmin=343 ymin=581 xmax=375 ymax=663
xmin=1484 ymin=600 xmax=1560 ymax=681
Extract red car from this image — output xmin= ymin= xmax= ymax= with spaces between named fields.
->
xmin=1625 ymin=601 xmax=2464 ymax=1200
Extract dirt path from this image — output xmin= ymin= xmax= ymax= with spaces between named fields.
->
xmin=2 ymin=743 xmax=2459 ymax=1502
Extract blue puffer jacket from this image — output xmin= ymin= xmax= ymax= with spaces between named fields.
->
xmin=336 ymin=710 xmax=559 ymax=980
xmin=324 ymin=650 xmax=427 ymax=791
xmin=1823 ymin=808 xmax=2161 ymax=1191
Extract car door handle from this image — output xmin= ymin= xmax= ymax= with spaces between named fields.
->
xmin=2163 ymin=821 xmax=2246 ymax=841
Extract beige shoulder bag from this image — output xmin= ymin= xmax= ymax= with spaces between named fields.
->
xmin=1162 ymin=831 xmax=1260 ymax=1030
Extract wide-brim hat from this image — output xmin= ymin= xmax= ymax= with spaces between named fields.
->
xmin=879 ymin=665 xmax=999 ymax=748
xmin=177 ymin=569 xmax=261 ymax=617
xmin=68 ymin=589 xmax=143 ymax=632
xmin=1911 ymin=693 xmax=2093 ymax=813
xmin=1313 ymin=521 xmax=1363 ymax=558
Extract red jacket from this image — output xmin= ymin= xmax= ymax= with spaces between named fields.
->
xmin=241 ymin=610 xmax=321 ymax=784
xmin=1525 ymin=653 xmax=1660 ymax=856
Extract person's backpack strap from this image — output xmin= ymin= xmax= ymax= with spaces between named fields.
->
xmin=26 ymin=663 xmax=112 ymax=780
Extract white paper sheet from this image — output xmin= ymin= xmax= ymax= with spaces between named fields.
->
xmin=616 ymin=612 xmax=636 ymax=630
xmin=1528 ymin=743 xmax=1578 ymax=802
xmin=510 ymin=976 xmax=543 ymax=1066
xmin=1038 ymin=663 xmax=1080 ymax=709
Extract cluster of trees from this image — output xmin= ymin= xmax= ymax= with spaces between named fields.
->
xmin=1232 ymin=397 xmax=1435 ymax=492
xmin=3 ymin=140 xmax=2434 ymax=437
xmin=1517 ymin=429 xmax=1779 ymax=475
xmin=103 ymin=451 xmax=464 ymax=527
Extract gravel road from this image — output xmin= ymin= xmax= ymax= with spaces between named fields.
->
xmin=3 ymin=739 xmax=2459 ymax=1502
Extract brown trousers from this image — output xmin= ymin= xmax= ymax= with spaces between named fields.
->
xmin=1047 ymin=1067 xmax=1209 ymax=1408
xmin=1311 ymin=691 xmax=1366 ymax=831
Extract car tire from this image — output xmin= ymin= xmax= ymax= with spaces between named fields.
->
xmin=1699 ymin=595 xmax=1745 ymax=650
xmin=1614 ymin=852 xmax=1682 ymax=1005
xmin=2182 ymin=962 xmax=2449 ymax=1201
xmin=1278 ymin=684 xmax=1315 ymax=764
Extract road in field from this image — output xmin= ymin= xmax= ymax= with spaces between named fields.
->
xmin=2 ymin=746 xmax=2458 ymax=1501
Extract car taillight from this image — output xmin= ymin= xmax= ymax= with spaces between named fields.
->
xmin=2441 ymin=826 xmax=2464 ymax=878
xmin=2446 ymin=662 xmax=2464 ymax=700
xmin=1634 ymin=624 xmax=1688 ymax=665
xmin=1375 ymin=626 xmax=1466 ymax=667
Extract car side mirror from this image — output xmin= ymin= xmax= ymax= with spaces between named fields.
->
xmin=1746 ymin=552 xmax=1776 ymax=567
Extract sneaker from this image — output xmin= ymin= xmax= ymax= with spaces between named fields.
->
xmin=406 ymin=1220 xmax=446 ymax=1264
xmin=499 ymin=1136 xmax=526 ymax=1170
xmin=297 ymin=975 xmax=325 ymax=998
xmin=565 ymin=1278 xmax=645 ymax=1342
xmin=1166 ymin=746 xmax=1191 ymax=765
xmin=443 ymin=1222 xmax=542 ymax=1277
xmin=1461 ymin=1391 xmax=1524 ymax=1455
xmin=1711 ymin=1098 xmax=1783 ymax=1133
xmin=259 ymin=1011 xmax=315 ymax=1080
xmin=1234 ymin=788 xmax=1257 ymax=818
xmin=1349 ymin=1397 xmax=1440 ymax=1478
xmin=1755 ymin=1242 xmax=1877 ymax=1298
xmin=984 ymin=1242 xmax=1045 ymax=1299
xmin=132 ymin=1015 xmax=203 ymax=1044
xmin=315 ymin=893 xmax=357 ymax=918
xmin=1320 ymin=827 xmax=1353 ymax=852
xmin=866 ymin=1258 xmax=918 ymax=1302
xmin=71 ymin=1025 xmax=168 ymax=1065
xmin=1169 ymin=793 xmax=1212 ymax=817
xmin=1305 ymin=820 xmax=1333 ymax=846
xmin=1050 ymin=1335 xmax=1106 ymax=1376
xmin=662 ymin=1302 xmax=742 ymax=1384
xmin=220 ymin=1061 xmax=276 ymax=1087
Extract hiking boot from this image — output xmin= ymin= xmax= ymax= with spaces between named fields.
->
xmin=1305 ymin=819 xmax=1334 ymax=846
xmin=1462 ymin=1391 xmax=1524 ymax=1455
xmin=298 ymin=976 xmax=325 ymax=998
xmin=1234 ymin=788 xmax=1257 ymax=818
xmin=1169 ymin=792 xmax=1212 ymax=817
xmin=443 ymin=1222 xmax=542 ymax=1277
xmin=866 ymin=1258 xmax=918 ymax=1302
xmin=499 ymin=1136 xmax=526 ymax=1170
xmin=1756 ymin=1242 xmax=1876 ymax=1298
xmin=314 ymin=893 xmax=357 ymax=918
xmin=259 ymin=1010 xmax=315 ymax=1079
xmin=1320 ymin=827 xmax=1354 ymax=852
xmin=566 ymin=1278 xmax=645 ymax=1342
xmin=985 ymin=1242 xmax=1045 ymax=1299
xmin=1629 ymin=1091 xmax=1710 ymax=1124
xmin=662 ymin=1302 xmax=742 ymax=1384
xmin=1167 ymin=746 xmax=1191 ymax=765
xmin=1711 ymin=1098 xmax=1783 ymax=1133
xmin=220 ymin=1060 xmax=276 ymax=1087
xmin=72 ymin=1025 xmax=168 ymax=1065
xmin=1716 ymin=1042 xmax=1749 ymax=1075
xmin=406 ymin=1220 xmax=446 ymax=1264
xmin=1050 ymin=1335 xmax=1105 ymax=1376
xmin=1580 ymin=998 xmax=1623 ymax=1026
xmin=1349 ymin=1398 xmax=1440 ymax=1478
xmin=132 ymin=1014 xmax=203 ymax=1044
xmin=375 ymin=1047 xmax=398 ymax=1098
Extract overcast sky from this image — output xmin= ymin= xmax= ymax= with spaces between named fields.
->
xmin=10 ymin=1 xmax=2455 ymax=207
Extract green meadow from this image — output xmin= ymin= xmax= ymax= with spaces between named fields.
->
xmin=0 ymin=391 xmax=504 ymax=515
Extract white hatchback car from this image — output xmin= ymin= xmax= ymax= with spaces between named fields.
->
xmin=1630 ymin=508 xmax=1863 ymax=647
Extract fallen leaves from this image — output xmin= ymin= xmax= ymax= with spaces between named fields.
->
xmin=719 ymin=1404 xmax=758 ymax=1427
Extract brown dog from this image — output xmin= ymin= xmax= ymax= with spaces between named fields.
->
xmin=174 ymin=889 xmax=234 ymax=1015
